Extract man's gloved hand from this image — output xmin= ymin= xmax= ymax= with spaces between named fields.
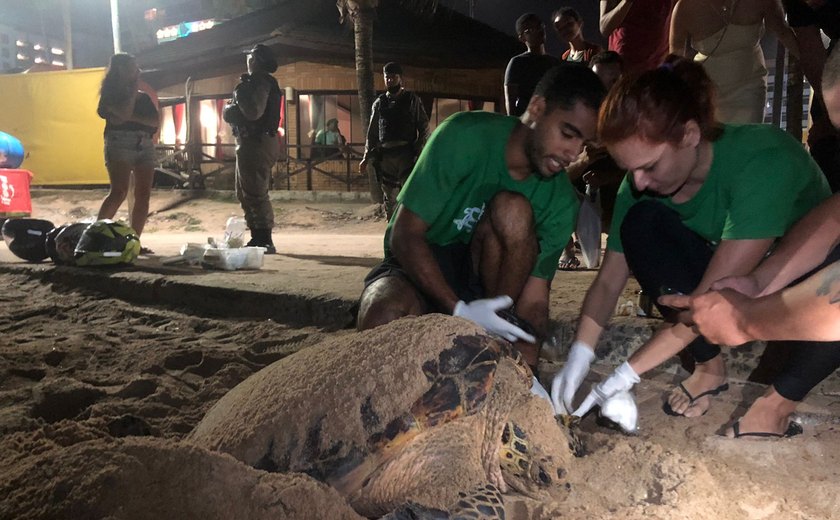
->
xmin=572 ymin=361 xmax=640 ymax=418
xmin=452 ymin=296 xmax=536 ymax=344
xmin=599 ymin=390 xmax=639 ymax=434
xmin=550 ymin=340 xmax=596 ymax=415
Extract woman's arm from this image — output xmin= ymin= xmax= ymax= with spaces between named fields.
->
xmin=600 ymin=0 xmax=634 ymax=36
xmin=575 ymin=250 xmax=632 ymax=348
xmin=627 ymin=237 xmax=774 ymax=374
xmin=98 ymin=90 xmax=137 ymax=124
xmin=669 ymin=0 xmax=691 ymax=56
xmin=764 ymin=0 xmax=801 ymax=59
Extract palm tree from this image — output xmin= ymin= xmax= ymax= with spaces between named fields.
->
xmin=336 ymin=0 xmax=379 ymax=199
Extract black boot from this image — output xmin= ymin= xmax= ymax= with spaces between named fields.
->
xmin=246 ymin=228 xmax=276 ymax=254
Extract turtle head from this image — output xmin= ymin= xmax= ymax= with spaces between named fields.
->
xmin=497 ymin=395 xmax=575 ymax=497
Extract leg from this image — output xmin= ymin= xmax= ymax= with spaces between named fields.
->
xmin=236 ymin=136 xmax=277 ymax=251
xmin=620 ymin=201 xmax=725 ymax=417
xmin=357 ymin=275 xmax=426 ymax=331
xmin=98 ymin=160 xmax=132 ymax=221
xmin=471 ymin=191 xmax=540 ymax=367
xmin=129 ymin=163 xmax=155 ymax=236
xmin=378 ymin=148 xmax=415 ymax=220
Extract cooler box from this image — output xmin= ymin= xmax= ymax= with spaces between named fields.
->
xmin=0 ymin=169 xmax=32 ymax=217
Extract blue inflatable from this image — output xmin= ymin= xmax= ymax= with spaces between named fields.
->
xmin=0 ymin=131 xmax=24 ymax=169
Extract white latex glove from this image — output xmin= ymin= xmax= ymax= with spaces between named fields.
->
xmin=530 ymin=376 xmax=552 ymax=403
xmin=550 ymin=340 xmax=596 ymax=415
xmin=452 ymin=296 xmax=537 ymax=343
xmin=572 ymin=361 xmax=640 ymax=418
xmin=599 ymin=390 xmax=639 ymax=434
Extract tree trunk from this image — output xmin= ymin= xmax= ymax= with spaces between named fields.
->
xmin=348 ymin=4 xmax=381 ymax=201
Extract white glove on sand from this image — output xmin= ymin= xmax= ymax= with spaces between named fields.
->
xmin=599 ymin=390 xmax=639 ymax=434
xmin=573 ymin=361 xmax=640 ymax=418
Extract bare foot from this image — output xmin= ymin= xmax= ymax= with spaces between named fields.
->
xmin=666 ymin=354 xmax=727 ymax=417
xmin=724 ymin=387 xmax=798 ymax=438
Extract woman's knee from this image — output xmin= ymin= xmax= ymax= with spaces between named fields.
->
xmin=619 ymin=200 xmax=671 ymax=245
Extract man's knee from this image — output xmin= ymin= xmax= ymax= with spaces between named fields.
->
xmin=357 ymin=276 xmax=425 ymax=331
xmin=484 ymin=191 xmax=535 ymax=240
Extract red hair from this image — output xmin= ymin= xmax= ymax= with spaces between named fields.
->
xmin=598 ymin=55 xmax=722 ymax=145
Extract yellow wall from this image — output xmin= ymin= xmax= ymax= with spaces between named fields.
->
xmin=0 ymin=68 xmax=108 ymax=185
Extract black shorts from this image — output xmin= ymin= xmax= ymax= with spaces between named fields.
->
xmin=363 ymin=241 xmax=485 ymax=313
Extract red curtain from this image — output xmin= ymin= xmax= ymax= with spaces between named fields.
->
xmin=173 ymin=103 xmax=185 ymax=145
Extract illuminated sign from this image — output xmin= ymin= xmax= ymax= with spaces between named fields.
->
xmin=156 ymin=19 xmax=217 ymax=43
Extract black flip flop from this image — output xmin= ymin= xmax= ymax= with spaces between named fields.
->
xmin=662 ymin=382 xmax=729 ymax=416
xmin=730 ymin=420 xmax=803 ymax=439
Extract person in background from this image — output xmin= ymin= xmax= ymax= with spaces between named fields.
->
xmin=313 ymin=118 xmax=347 ymax=159
xmin=96 ymin=53 xmax=159 ymax=250
xmin=600 ymin=0 xmax=674 ymax=74
xmin=553 ymin=7 xmax=604 ymax=65
xmin=558 ymin=51 xmax=625 ymax=270
xmin=781 ymin=0 xmax=840 ymax=192
xmin=505 ymin=13 xmax=561 ymax=117
xmin=551 ymin=56 xmax=831 ymax=439
xmin=670 ymin=0 xmax=800 ymax=123
xmin=359 ymin=62 xmax=429 ymax=220
xmin=357 ymin=65 xmax=606 ymax=399
xmin=223 ymin=44 xmax=282 ymax=254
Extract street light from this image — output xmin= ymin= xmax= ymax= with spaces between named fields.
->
xmin=110 ymin=0 xmax=121 ymax=53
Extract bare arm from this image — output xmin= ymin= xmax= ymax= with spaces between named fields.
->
xmin=390 ymin=206 xmax=460 ymax=312
xmin=600 ymin=0 xmax=634 ymax=36
xmin=98 ymin=90 xmax=137 ymax=123
xmin=748 ymin=194 xmax=840 ymax=295
xmin=628 ymin=237 xmax=774 ymax=374
xmin=504 ymin=84 xmax=519 ymax=116
xmin=666 ymin=259 xmax=840 ymax=343
xmin=575 ymin=250 xmax=632 ymax=349
xmin=669 ymin=0 xmax=691 ymax=56
xmin=516 ymin=276 xmax=551 ymax=340
xmin=360 ymin=99 xmax=381 ymax=170
xmin=764 ymin=0 xmax=801 ymax=59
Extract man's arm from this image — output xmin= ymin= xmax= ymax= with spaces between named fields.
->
xmin=360 ymin=98 xmax=381 ymax=171
xmin=627 ymin=238 xmax=774 ymax=374
xmin=390 ymin=206 xmax=460 ymax=312
xmin=234 ymin=77 xmax=270 ymax=121
xmin=600 ymin=0 xmax=634 ymax=36
xmin=663 ymin=260 xmax=840 ymax=343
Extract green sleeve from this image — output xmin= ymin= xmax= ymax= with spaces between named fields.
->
xmin=723 ymin=147 xmax=812 ymax=240
xmin=605 ymin=177 xmax=635 ymax=253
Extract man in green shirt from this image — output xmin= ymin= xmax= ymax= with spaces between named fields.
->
xmin=356 ymin=64 xmax=606 ymax=396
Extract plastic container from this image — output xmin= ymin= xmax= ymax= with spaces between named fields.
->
xmin=223 ymin=216 xmax=247 ymax=248
xmin=201 ymin=246 xmax=265 ymax=271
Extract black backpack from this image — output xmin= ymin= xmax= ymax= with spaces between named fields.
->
xmin=1 ymin=218 xmax=55 ymax=262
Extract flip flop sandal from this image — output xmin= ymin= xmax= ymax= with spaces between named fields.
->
xmin=729 ymin=420 xmax=803 ymax=439
xmin=558 ymin=255 xmax=581 ymax=270
xmin=662 ymin=381 xmax=729 ymax=417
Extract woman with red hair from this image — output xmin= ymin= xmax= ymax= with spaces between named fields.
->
xmin=551 ymin=56 xmax=837 ymax=438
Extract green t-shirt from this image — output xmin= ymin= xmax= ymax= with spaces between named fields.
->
xmin=607 ymin=124 xmax=832 ymax=253
xmin=385 ymin=111 xmax=579 ymax=280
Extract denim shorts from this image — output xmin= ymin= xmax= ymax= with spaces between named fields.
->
xmin=104 ymin=130 xmax=156 ymax=169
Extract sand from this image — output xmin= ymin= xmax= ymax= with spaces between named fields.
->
xmin=1 ymin=189 xmax=839 ymax=519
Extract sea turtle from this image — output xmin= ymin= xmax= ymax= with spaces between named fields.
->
xmin=190 ymin=314 xmax=578 ymax=518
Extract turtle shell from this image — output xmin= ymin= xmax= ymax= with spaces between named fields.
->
xmin=190 ymin=315 xmax=523 ymax=488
